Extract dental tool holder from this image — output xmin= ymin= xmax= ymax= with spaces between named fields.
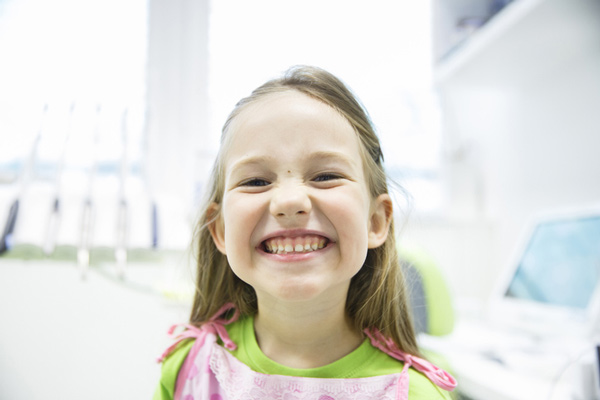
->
xmin=0 ymin=103 xmax=192 ymax=274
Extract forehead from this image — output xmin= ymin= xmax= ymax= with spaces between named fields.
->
xmin=223 ymin=90 xmax=363 ymax=164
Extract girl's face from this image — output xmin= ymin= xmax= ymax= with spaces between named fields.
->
xmin=210 ymin=90 xmax=391 ymax=306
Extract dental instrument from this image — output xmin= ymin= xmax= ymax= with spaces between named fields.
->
xmin=0 ymin=105 xmax=47 ymax=254
xmin=43 ymin=103 xmax=75 ymax=256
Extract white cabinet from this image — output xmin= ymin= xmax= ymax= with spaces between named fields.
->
xmin=432 ymin=0 xmax=600 ymax=217
xmin=433 ymin=0 xmax=600 ymax=87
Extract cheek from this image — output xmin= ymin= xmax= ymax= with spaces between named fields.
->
xmin=326 ymin=194 xmax=372 ymax=253
xmin=222 ymin=195 xmax=265 ymax=248
xmin=221 ymin=198 xmax=255 ymax=278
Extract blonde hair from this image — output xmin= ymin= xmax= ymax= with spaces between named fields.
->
xmin=190 ymin=65 xmax=420 ymax=356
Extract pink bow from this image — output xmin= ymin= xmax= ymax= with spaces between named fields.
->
xmin=157 ymin=302 xmax=240 ymax=363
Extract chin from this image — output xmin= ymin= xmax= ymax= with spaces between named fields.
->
xmin=261 ymin=279 xmax=350 ymax=305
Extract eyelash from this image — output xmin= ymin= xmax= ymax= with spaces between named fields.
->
xmin=240 ymin=178 xmax=271 ymax=187
xmin=313 ymin=173 xmax=342 ymax=182
xmin=238 ymin=173 xmax=343 ymax=188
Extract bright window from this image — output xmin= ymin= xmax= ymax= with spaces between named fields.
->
xmin=0 ymin=0 xmax=149 ymax=252
xmin=0 ymin=0 xmax=148 ymax=173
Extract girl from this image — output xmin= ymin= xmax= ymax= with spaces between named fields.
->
xmin=155 ymin=66 xmax=456 ymax=400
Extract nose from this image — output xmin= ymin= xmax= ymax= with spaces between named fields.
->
xmin=270 ymin=182 xmax=312 ymax=219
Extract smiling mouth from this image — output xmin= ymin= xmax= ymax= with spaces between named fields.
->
xmin=262 ymin=235 xmax=329 ymax=254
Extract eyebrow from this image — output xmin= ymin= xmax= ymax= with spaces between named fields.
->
xmin=306 ymin=151 xmax=357 ymax=168
xmin=228 ymin=156 xmax=275 ymax=173
xmin=229 ymin=151 xmax=357 ymax=173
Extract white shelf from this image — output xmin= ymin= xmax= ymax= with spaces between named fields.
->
xmin=434 ymin=0 xmax=600 ymax=87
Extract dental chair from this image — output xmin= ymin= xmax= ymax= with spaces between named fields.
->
xmin=400 ymin=246 xmax=458 ymax=398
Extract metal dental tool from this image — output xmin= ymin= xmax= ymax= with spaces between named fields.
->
xmin=143 ymin=110 xmax=159 ymax=250
xmin=78 ymin=105 xmax=100 ymax=279
xmin=44 ymin=103 xmax=75 ymax=256
xmin=0 ymin=105 xmax=47 ymax=254
xmin=151 ymin=201 xmax=158 ymax=249
xmin=115 ymin=108 xmax=129 ymax=279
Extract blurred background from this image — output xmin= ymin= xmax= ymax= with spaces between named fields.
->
xmin=0 ymin=0 xmax=599 ymax=399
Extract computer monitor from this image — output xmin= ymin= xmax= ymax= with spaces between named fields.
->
xmin=491 ymin=206 xmax=600 ymax=339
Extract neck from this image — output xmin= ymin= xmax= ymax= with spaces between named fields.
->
xmin=253 ymin=296 xmax=363 ymax=369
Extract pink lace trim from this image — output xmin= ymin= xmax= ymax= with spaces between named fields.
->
xmin=209 ymin=342 xmax=401 ymax=400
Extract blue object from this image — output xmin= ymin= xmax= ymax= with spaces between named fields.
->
xmin=0 ymin=199 xmax=19 ymax=254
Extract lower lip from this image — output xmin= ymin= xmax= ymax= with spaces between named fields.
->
xmin=257 ymin=242 xmax=334 ymax=261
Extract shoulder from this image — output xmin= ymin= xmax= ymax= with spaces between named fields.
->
xmin=222 ymin=314 xmax=252 ymax=361
xmin=223 ymin=314 xmax=248 ymax=343
xmin=408 ymin=368 xmax=453 ymax=400
xmin=154 ymin=339 xmax=195 ymax=400
xmin=367 ymin=348 xmax=453 ymax=399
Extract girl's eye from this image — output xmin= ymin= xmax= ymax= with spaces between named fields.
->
xmin=240 ymin=178 xmax=270 ymax=187
xmin=314 ymin=173 xmax=342 ymax=182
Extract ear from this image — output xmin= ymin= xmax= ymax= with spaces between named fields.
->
xmin=368 ymin=194 xmax=393 ymax=249
xmin=207 ymin=202 xmax=227 ymax=254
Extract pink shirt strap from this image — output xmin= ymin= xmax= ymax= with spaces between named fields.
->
xmin=364 ymin=328 xmax=457 ymax=392
xmin=156 ymin=302 xmax=240 ymax=363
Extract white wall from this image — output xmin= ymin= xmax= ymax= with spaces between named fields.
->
xmin=481 ymin=50 xmax=600 ymax=270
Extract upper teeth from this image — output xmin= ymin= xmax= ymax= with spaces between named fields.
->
xmin=264 ymin=236 xmax=327 ymax=254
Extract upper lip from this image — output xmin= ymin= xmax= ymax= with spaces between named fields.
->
xmin=258 ymin=229 xmax=334 ymax=244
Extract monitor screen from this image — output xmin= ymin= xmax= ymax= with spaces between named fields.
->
xmin=505 ymin=215 xmax=600 ymax=310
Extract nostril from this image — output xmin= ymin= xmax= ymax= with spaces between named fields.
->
xmin=275 ymin=210 xmax=307 ymax=217
xmin=271 ymin=191 xmax=312 ymax=217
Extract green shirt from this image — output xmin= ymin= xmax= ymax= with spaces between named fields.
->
xmin=154 ymin=316 xmax=452 ymax=399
